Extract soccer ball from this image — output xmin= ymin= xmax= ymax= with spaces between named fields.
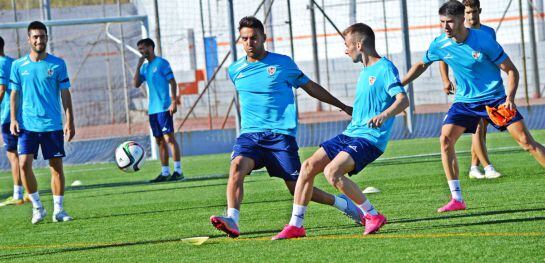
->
xmin=115 ymin=141 xmax=146 ymax=172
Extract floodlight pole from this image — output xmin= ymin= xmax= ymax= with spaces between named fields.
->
xmin=227 ymin=0 xmax=241 ymax=136
xmin=400 ymin=0 xmax=415 ymax=133
xmin=11 ymin=0 xmax=21 ymax=57
xmin=264 ymin=0 xmax=275 ymax=52
xmin=349 ymin=0 xmax=356 ymax=24
xmin=527 ymin=0 xmax=541 ymax=98
xmin=40 ymin=0 xmax=54 ymax=53
xmin=287 ymin=0 xmax=299 ymax=120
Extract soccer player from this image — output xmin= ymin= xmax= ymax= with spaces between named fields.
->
xmin=273 ymin=23 xmax=408 ymax=239
xmin=0 ymin=36 xmax=24 ymax=207
xmin=10 ymin=21 xmax=75 ymax=223
xmin=210 ymin=16 xmax=362 ymax=238
xmin=439 ymin=0 xmax=501 ymax=179
xmin=133 ymin=38 xmax=184 ymax=183
xmin=401 ymin=1 xmax=545 ymax=212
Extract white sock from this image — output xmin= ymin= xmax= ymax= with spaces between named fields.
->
xmin=227 ymin=208 xmax=240 ymax=224
xmin=332 ymin=195 xmax=348 ymax=211
xmin=161 ymin=166 xmax=170 ymax=176
xmin=358 ymin=199 xmax=378 ymax=216
xmin=13 ymin=185 xmax=24 ymax=200
xmin=288 ymin=204 xmax=307 ymax=227
xmin=470 ymin=166 xmax=480 ymax=172
xmin=174 ymin=161 xmax=182 ymax=174
xmin=484 ymin=165 xmax=495 ymax=172
xmin=28 ymin=192 xmax=43 ymax=209
xmin=447 ymin=180 xmax=463 ymax=202
xmin=53 ymin=195 xmax=64 ymax=213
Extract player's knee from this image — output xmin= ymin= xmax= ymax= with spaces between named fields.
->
xmin=323 ymin=165 xmax=341 ymax=186
xmin=439 ymin=134 xmax=453 ymax=149
xmin=301 ymin=159 xmax=318 ymax=175
xmin=518 ymin=136 xmax=536 ymax=152
xmin=155 ymin=137 xmax=165 ymax=146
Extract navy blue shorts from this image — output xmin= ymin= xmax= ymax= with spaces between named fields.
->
xmin=18 ymin=129 xmax=65 ymax=160
xmin=443 ymin=96 xmax=524 ymax=133
xmin=232 ymin=132 xmax=301 ymax=181
xmin=149 ymin=111 xmax=174 ymax=137
xmin=2 ymin=123 xmax=18 ymax=152
xmin=320 ymin=134 xmax=383 ymax=176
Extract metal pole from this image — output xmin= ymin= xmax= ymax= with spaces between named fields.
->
xmin=227 ymin=0 xmax=241 ymax=135
xmin=102 ymin=0 xmax=115 ymax=125
xmin=400 ymin=0 xmax=415 ymax=133
xmin=349 ymin=0 xmax=356 ymax=24
xmin=519 ymin=0 xmax=530 ymax=105
xmin=527 ymin=0 xmax=541 ymax=98
xmin=11 ymin=0 xmax=21 ymax=58
xmin=200 ymin=0 xmax=213 ymax=129
xmin=40 ymin=0 xmax=54 ymax=53
xmin=536 ymin=0 xmax=545 ymax=41
xmin=382 ymin=0 xmax=390 ymax=58
xmin=264 ymin=0 xmax=275 ymax=52
xmin=322 ymin=0 xmax=332 ymax=111
xmin=153 ymin=0 xmax=162 ymax=56
xmin=309 ymin=0 xmax=322 ymax=111
xmin=117 ymin=0 xmax=131 ymax=134
xmin=287 ymin=0 xmax=299 ymax=120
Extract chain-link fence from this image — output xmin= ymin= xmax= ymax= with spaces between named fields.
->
xmin=0 ymin=0 xmax=544 ymax=167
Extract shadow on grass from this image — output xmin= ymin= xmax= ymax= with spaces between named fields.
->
xmin=76 ymin=197 xmax=294 ymax=221
xmin=390 ymin=207 xmax=545 ymax=224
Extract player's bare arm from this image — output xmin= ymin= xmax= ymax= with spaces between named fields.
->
xmin=401 ymin=61 xmax=430 ymax=86
xmin=0 ymin=84 xmax=6 ymax=103
xmin=9 ymin=89 xmax=19 ymax=136
xmin=439 ymin=61 xmax=455 ymax=95
xmin=368 ymin=93 xmax=409 ymax=128
xmin=498 ymin=57 xmax=519 ymax=111
xmin=61 ymin=89 xmax=75 ymax=141
xmin=300 ymin=80 xmax=352 ymax=115
xmin=168 ymin=78 xmax=177 ymax=115
xmin=133 ymin=56 xmax=146 ymax=88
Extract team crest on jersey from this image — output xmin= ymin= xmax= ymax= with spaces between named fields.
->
xmin=472 ymin=51 xmax=481 ymax=59
xmin=47 ymin=69 xmax=54 ymax=77
xmin=368 ymin=76 xmax=376 ymax=85
xmin=267 ymin=66 xmax=276 ymax=76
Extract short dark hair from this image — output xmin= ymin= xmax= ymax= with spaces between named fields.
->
xmin=0 ymin=36 xmax=4 ymax=51
xmin=137 ymin=38 xmax=155 ymax=48
xmin=238 ymin=16 xmax=265 ymax=34
xmin=27 ymin=21 xmax=47 ymax=35
xmin=342 ymin=23 xmax=375 ymax=48
xmin=439 ymin=0 xmax=465 ymax=17
xmin=462 ymin=0 xmax=480 ymax=8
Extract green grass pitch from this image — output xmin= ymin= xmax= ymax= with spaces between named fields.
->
xmin=1 ymin=130 xmax=545 ymax=262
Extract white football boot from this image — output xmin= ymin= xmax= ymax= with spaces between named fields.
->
xmin=32 ymin=207 xmax=47 ymax=224
xmin=53 ymin=210 xmax=73 ymax=222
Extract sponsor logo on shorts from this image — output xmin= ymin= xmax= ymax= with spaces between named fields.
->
xmin=162 ymin=127 xmax=168 ymax=132
xmin=348 ymin=145 xmax=358 ymax=152
xmin=290 ymin=171 xmax=299 ymax=176
xmin=53 ymin=152 xmax=63 ymax=157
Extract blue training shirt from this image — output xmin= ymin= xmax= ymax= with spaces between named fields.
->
xmin=0 ymin=56 xmax=14 ymax=125
xmin=477 ymin=24 xmax=496 ymax=40
xmin=139 ymin=56 xmax=175 ymax=115
xmin=423 ymin=29 xmax=508 ymax=103
xmin=228 ymin=52 xmax=310 ymax=137
xmin=10 ymin=54 xmax=70 ymax=132
xmin=343 ymin=57 xmax=405 ymax=152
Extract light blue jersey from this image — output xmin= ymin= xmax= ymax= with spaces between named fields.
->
xmin=423 ymin=29 xmax=508 ymax=103
xmin=0 ymin=56 xmax=14 ymax=125
xmin=477 ymin=24 xmax=496 ymax=40
xmin=228 ymin=52 xmax=310 ymax=137
xmin=139 ymin=56 xmax=175 ymax=115
xmin=343 ymin=58 xmax=405 ymax=152
xmin=10 ymin=54 xmax=70 ymax=132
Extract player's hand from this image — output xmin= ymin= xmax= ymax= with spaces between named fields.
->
xmin=341 ymin=105 xmax=353 ymax=116
xmin=168 ymin=102 xmax=177 ymax=116
xmin=137 ymin=56 xmax=146 ymax=66
xmin=64 ymin=122 xmax=75 ymax=142
xmin=10 ymin=121 xmax=19 ymax=136
xmin=367 ymin=112 xmax=388 ymax=128
xmin=443 ymin=81 xmax=455 ymax=95
xmin=503 ymin=98 xmax=516 ymax=111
